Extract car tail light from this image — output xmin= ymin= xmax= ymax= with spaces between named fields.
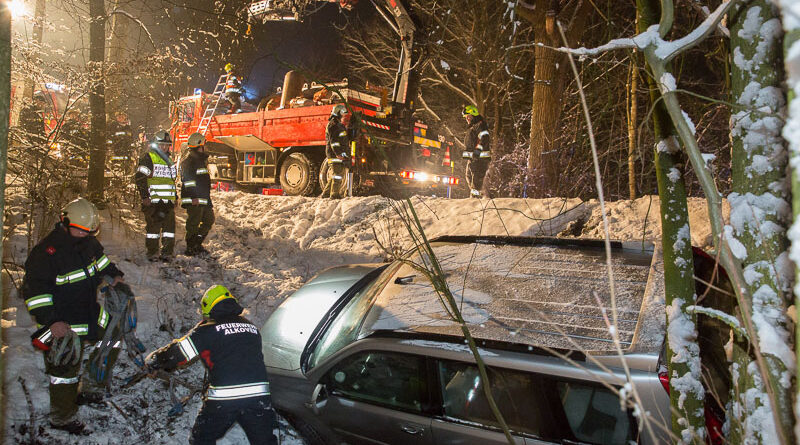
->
xmin=658 ymin=365 xmax=669 ymax=394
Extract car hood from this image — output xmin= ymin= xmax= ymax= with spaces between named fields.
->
xmin=262 ymin=264 xmax=383 ymax=371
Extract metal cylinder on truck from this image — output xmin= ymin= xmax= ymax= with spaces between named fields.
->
xmin=280 ymin=71 xmax=305 ymax=109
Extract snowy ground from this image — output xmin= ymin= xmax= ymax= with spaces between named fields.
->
xmin=1 ymin=191 xmax=721 ymax=444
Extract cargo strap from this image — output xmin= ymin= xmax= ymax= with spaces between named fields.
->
xmin=88 ymin=276 xmax=146 ymax=387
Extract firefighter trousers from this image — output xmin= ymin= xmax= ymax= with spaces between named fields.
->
xmin=185 ymin=205 xmax=215 ymax=250
xmin=189 ymin=398 xmax=277 ymax=445
xmin=466 ymin=159 xmax=490 ymax=194
xmin=143 ymin=203 xmax=176 ymax=256
xmin=44 ymin=327 xmax=120 ymax=425
xmin=322 ymin=159 xmax=348 ymax=199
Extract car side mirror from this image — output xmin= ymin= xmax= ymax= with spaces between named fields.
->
xmin=306 ymin=383 xmax=328 ymax=415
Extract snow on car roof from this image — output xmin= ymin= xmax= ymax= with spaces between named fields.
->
xmin=360 ymin=238 xmax=665 ymax=354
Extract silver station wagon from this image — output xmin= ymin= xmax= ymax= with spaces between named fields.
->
xmin=262 ymin=236 xmax=730 ymax=445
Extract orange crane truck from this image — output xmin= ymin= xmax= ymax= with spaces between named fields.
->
xmin=167 ymin=0 xmax=460 ymax=197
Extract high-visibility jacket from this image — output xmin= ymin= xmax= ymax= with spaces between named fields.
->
xmin=225 ymin=74 xmax=242 ymax=95
xmin=148 ymin=299 xmax=270 ymax=407
xmin=134 ymin=150 xmax=177 ymax=204
xmin=180 ymin=151 xmax=212 ymax=207
xmin=21 ymin=224 xmax=124 ymax=341
xmin=464 ymin=116 xmax=491 ymax=160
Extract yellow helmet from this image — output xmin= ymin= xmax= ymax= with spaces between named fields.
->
xmin=61 ymin=197 xmax=100 ymax=233
xmin=224 ymin=63 xmax=234 ymax=73
xmin=462 ymin=105 xmax=479 ymax=117
xmin=187 ymin=132 xmax=205 ymax=148
xmin=201 ymin=285 xmax=235 ymax=317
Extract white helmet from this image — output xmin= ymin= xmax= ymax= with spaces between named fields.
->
xmin=188 ymin=132 xmax=205 ymax=149
xmin=61 ymin=197 xmax=100 ymax=233
xmin=331 ymin=104 xmax=347 ymax=118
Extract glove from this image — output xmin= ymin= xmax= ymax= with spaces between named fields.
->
xmin=142 ymin=198 xmax=151 ymax=206
xmin=473 ymin=150 xmax=482 ymax=159
xmin=47 ymin=330 xmax=81 ymax=367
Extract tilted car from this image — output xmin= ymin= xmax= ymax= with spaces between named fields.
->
xmin=262 ymin=236 xmax=729 ymax=445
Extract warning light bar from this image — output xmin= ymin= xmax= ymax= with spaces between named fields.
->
xmin=399 ymin=171 xmax=459 ymax=185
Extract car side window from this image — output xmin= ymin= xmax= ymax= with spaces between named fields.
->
xmin=437 ymin=360 xmax=635 ymax=444
xmin=327 ymin=352 xmax=426 ymax=413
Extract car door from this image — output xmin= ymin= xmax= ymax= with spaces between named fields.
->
xmin=431 ymin=359 xmax=639 ymax=445
xmin=315 ymin=351 xmax=434 ymax=445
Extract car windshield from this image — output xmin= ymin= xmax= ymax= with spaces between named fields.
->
xmin=306 ymin=262 xmax=401 ymax=369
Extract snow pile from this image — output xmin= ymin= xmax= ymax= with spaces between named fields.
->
xmin=2 ymin=191 xmax=720 ymax=444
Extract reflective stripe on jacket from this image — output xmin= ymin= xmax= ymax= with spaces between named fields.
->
xmin=21 ymin=224 xmax=123 ymax=340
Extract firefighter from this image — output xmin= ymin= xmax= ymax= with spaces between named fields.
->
xmin=107 ymin=111 xmax=135 ymax=169
xmin=181 ymin=132 xmax=215 ymax=256
xmin=21 ymin=197 xmax=125 ymax=435
xmin=61 ymin=109 xmax=89 ymax=167
xmin=322 ymin=104 xmax=350 ymax=199
xmin=134 ymin=130 xmax=177 ymax=261
xmin=145 ymin=285 xmax=277 ymax=445
xmin=224 ymin=63 xmax=243 ymax=114
xmin=461 ymin=105 xmax=491 ymax=197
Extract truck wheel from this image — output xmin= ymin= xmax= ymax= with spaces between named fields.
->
xmin=280 ymin=152 xmax=318 ymax=196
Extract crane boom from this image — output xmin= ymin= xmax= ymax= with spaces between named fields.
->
xmin=247 ymin=0 xmax=418 ymax=107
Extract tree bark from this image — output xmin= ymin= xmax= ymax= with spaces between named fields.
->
xmin=519 ymin=0 xmax=591 ymax=197
xmin=627 ymin=52 xmax=638 ymax=200
xmin=0 ymin=0 xmax=12 ymax=418
xmin=779 ymin=2 xmax=800 ymax=438
xmin=105 ymin=0 xmax=128 ymax=114
xmin=21 ymin=0 xmax=45 ymax=100
xmin=86 ymin=0 xmax=107 ymax=204
xmin=637 ymin=1 xmax=705 ymax=442
xmin=728 ymin=2 xmax=794 ymax=443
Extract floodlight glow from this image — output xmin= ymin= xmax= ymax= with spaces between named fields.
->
xmin=8 ymin=0 xmax=27 ymax=19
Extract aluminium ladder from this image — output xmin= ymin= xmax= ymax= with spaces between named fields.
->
xmin=196 ymin=74 xmax=230 ymax=136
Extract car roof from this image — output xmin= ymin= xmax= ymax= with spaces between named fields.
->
xmin=359 ymin=236 xmax=665 ymax=357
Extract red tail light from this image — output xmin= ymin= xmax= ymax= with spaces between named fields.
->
xmin=658 ymin=365 xmax=669 ymax=394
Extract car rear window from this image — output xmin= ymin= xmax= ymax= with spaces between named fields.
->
xmin=438 ymin=360 xmax=636 ymax=444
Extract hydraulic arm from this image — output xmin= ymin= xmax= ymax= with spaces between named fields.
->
xmin=247 ymin=0 xmax=418 ymax=107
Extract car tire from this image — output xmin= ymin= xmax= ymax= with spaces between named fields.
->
xmin=280 ymin=152 xmax=319 ymax=196
xmin=285 ymin=413 xmax=332 ymax=445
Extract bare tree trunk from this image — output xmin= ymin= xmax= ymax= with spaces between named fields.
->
xmin=21 ymin=0 xmax=45 ymax=100
xmin=86 ymin=0 xmax=107 ymax=204
xmin=519 ymin=1 xmax=590 ymax=197
xmin=0 ymin=0 xmax=12 ymax=420
xmin=728 ymin=2 xmax=794 ymax=443
xmin=106 ymin=0 xmax=128 ymax=114
xmin=627 ymin=52 xmax=638 ymax=200
xmin=637 ymin=0 xmax=705 ymax=442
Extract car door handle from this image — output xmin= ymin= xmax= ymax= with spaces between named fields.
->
xmin=400 ymin=425 xmax=424 ymax=436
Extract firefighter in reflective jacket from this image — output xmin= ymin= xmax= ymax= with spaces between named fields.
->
xmin=322 ymin=104 xmax=350 ymax=199
xmin=181 ymin=132 xmax=215 ymax=256
xmin=224 ymin=63 xmax=243 ymax=114
xmin=461 ymin=105 xmax=491 ymax=197
xmin=134 ymin=130 xmax=177 ymax=261
xmin=21 ymin=198 xmax=125 ymax=435
xmin=146 ymin=285 xmax=277 ymax=445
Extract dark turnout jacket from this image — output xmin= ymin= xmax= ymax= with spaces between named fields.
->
xmin=325 ymin=117 xmax=349 ymax=160
xmin=21 ymin=223 xmax=123 ymax=340
xmin=465 ymin=115 xmax=491 ymax=159
xmin=149 ymin=299 xmax=270 ymax=407
xmin=180 ymin=150 xmax=212 ymax=208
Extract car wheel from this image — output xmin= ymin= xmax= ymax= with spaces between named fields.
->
xmin=284 ymin=413 xmax=333 ymax=445
xmin=280 ymin=152 xmax=319 ymax=196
